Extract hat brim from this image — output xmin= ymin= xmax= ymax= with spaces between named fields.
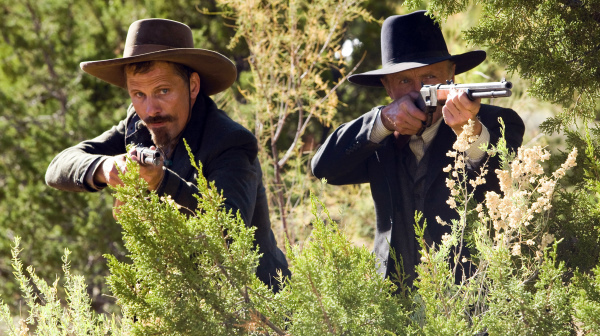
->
xmin=347 ymin=50 xmax=486 ymax=87
xmin=80 ymin=48 xmax=237 ymax=96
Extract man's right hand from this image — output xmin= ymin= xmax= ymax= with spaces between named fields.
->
xmin=94 ymin=154 xmax=128 ymax=188
xmin=380 ymin=91 xmax=428 ymax=135
xmin=94 ymin=149 xmax=165 ymax=191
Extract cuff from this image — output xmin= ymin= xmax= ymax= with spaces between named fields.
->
xmin=369 ymin=107 xmax=393 ymax=143
xmin=465 ymin=123 xmax=490 ymax=168
xmin=84 ymin=157 xmax=108 ymax=191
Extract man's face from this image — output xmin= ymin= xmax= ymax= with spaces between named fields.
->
xmin=126 ymin=61 xmax=199 ymax=148
xmin=381 ymin=61 xmax=455 ymax=120
xmin=381 ymin=61 xmax=455 ymax=99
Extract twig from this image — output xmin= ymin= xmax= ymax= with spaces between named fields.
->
xmin=276 ymin=51 xmax=367 ymax=168
xmin=307 ymin=271 xmax=335 ymax=334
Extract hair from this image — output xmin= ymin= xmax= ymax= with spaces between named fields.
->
xmin=124 ymin=61 xmax=194 ymax=87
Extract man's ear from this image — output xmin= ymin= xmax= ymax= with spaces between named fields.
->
xmin=189 ymin=72 xmax=201 ymax=99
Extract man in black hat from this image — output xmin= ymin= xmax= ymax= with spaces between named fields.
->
xmin=311 ymin=11 xmax=525 ymax=286
xmin=45 ymin=18 xmax=290 ymax=289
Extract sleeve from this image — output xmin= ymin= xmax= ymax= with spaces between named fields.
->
xmin=465 ymin=124 xmax=490 ymax=169
xmin=84 ymin=157 xmax=109 ymax=191
xmin=369 ymin=107 xmax=393 ymax=143
xmin=471 ymin=106 xmax=525 ymax=200
xmin=482 ymin=107 xmax=524 ymax=154
xmin=45 ymin=118 xmax=128 ymax=192
xmin=311 ymin=106 xmax=385 ymax=185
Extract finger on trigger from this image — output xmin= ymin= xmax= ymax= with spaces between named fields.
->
xmin=406 ymin=103 xmax=427 ymax=121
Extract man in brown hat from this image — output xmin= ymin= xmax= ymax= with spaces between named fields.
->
xmin=311 ymin=11 xmax=525 ymax=286
xmin=45 ymin=18 xmax=290 ymax=289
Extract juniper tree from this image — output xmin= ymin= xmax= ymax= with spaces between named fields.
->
xmin=278 ymin=192 xmax=410 ymax=335
xmin=106 ymin=143 xmax=286 ymax=335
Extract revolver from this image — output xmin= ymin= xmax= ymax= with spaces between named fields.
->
xmin=135 ymin=146 xmax=162 ymax=166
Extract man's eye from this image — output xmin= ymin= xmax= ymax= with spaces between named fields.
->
xmin=134 ymin=92 xmax=145 ymax=98
xmin=160 ymin=89 xmax=169 ymax=94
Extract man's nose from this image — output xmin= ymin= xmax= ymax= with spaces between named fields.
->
xmin=413 ymin=81 xmax=422 ymax=93
xmin=145 ymin=97 xmax=161 ymax=116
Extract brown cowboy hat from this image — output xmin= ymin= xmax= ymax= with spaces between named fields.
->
xmin=348 ymin=11 xmax=486 ymax=87
xmin=80 ymin=18 xmax=237 ymax=95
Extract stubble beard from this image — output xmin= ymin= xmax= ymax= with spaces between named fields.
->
xmin=150 ymin=127 xmax=182 ymax=158
xmin=143 ymin=115 xmax=178 ymax=155
xmin=150 ymin=128 xmax=172 ymax=149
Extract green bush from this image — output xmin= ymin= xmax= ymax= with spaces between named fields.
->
xmin=4 ymin=132 xmax=599 ymax=335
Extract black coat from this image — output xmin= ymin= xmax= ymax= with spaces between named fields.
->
xmin=46 ymin=93 xmax=290 ymax=288
xmin=311 ymin=104 xmax=524 ymax=282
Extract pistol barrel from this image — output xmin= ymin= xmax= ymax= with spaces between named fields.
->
xmin=137 ymin=147 xmax=161 ymax=166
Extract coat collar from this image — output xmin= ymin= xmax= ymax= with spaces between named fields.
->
xmin=168 ymin=93 xmax=211 ymax=180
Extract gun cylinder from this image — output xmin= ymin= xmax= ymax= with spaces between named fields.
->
xmin=137 ymin=147 xmax=161 ymax=166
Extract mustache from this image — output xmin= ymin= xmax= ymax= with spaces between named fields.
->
xmin=143 ymin=115 xmax=175 ymax=125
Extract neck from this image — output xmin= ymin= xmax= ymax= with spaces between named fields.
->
xmin=162 ymin=96 xmax=198 ymax=158
xmin=159 ymin=135 xmax=180 ymax=159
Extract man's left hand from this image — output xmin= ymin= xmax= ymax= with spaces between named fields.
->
xmin=442 ymin=89 xmax=482 ymax=136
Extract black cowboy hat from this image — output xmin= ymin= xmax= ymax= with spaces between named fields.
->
xmin=348 ymin=10 xmax=486 ymax=87
xmin=80 ymin=19 xmax=236 ymax=96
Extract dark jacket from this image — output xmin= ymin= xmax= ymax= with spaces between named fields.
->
xmin=311 ymin=104 xmax=524 ymax=284
xmin=46 ymin=93 xmax=290 ymax=287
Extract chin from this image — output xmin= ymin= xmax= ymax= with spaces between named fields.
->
xmin=150 ymin=129 xmax=173 ymax=148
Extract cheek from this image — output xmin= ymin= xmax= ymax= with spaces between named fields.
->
xmin=131 ymin=101 xmax=147 ymax=117
xmin=389 ymin=86 xmax=411 ymax=100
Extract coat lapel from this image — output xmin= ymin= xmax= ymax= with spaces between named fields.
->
xmin=378 ymin=135 xmax=402 ymax=200
xmin=170 ymin=94 xmax=209 ymax=181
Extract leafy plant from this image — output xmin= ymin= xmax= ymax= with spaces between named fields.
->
xmin=0 ymin=237 xmax=125 ymax=335
xmin=106 ymin=142 xmax=284 ymax=335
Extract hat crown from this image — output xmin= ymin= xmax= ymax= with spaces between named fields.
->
xmin=124 ymin=19 xmax=194 ymax=57
xmin=347 ymin=10 xmax=486 ymax=87
xmin=381 ymin=11 xmax=450 ymax=66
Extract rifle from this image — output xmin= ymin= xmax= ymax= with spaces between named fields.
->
xmin=416 ymin=79 xmax=513 ymax=135
xmin=135 ymin=146 xmax=162 ymax=166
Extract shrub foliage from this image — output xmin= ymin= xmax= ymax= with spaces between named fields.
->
xmin=2 ymin=0 xmax=600 ymax=335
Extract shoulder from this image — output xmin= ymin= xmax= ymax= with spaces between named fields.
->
xmin=478 ymin=104 xmax=523 ymax=128
xmin=202 ymin=103 xmax=258 ymax=158
xmin=479 ymin=104 xmax=519 ymax=117
xmin=478 ymin=103 xmax=525 ymax=149
xmin=207 ymin=106 xmax=256 ymax=141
